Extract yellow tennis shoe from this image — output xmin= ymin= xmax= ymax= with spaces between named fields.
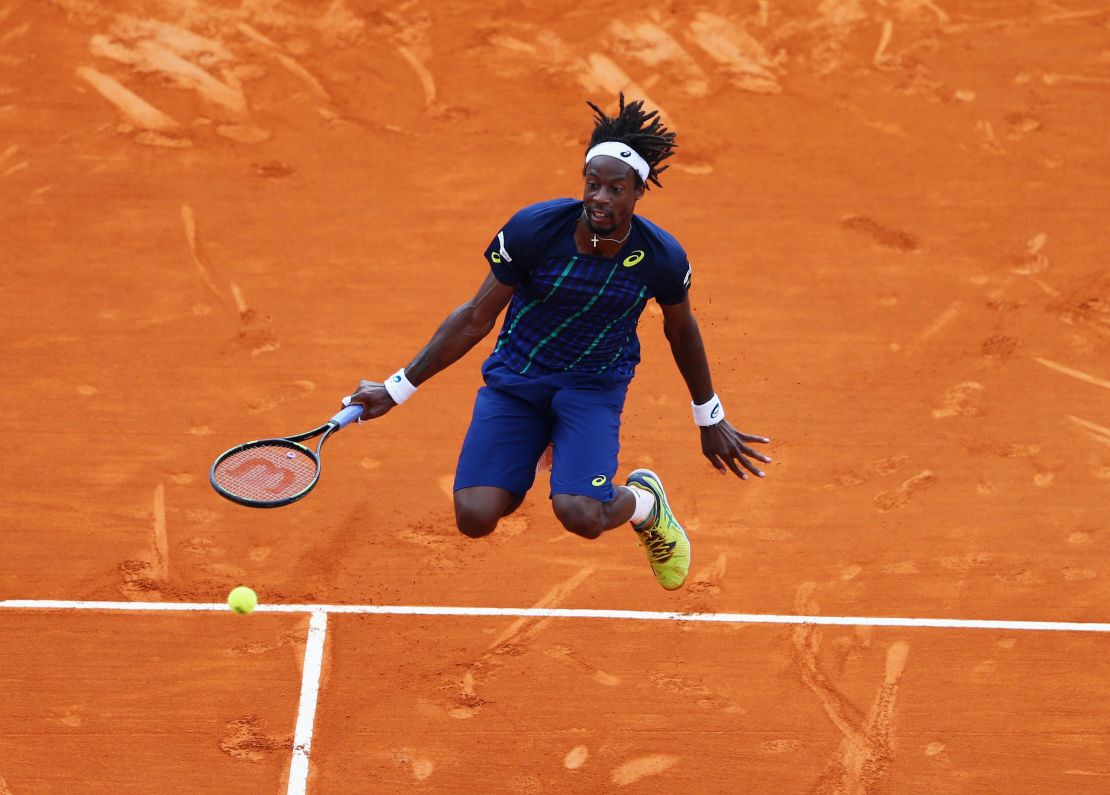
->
xmin=626 ymin=468 xmax=690 ymax=590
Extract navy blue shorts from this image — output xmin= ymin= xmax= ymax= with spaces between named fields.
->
xmin=453 ymin=356 xmax=630 ymax=501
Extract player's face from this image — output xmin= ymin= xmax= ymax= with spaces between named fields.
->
xmin=582 ymin=157 xmax=644 ymax=235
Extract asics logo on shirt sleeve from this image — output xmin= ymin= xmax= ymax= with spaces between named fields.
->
xmin=683 ymin=265 xmax=692 ymax=288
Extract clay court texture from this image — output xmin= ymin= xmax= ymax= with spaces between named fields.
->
xmin=1 ymin=1 xmax=1108 ymax=793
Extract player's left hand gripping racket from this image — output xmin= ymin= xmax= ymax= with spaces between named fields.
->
xmin=210 ymin=405 xmax=363 ymax=508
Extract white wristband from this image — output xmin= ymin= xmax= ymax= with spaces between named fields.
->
xmin=692 ymin=393 xmax=725 ymax=426
xmin=383 ymin=368 xmax=418 ymax=405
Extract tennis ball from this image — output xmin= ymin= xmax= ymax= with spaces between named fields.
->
xmin=228 ymin=585 xmax=258 ymax=615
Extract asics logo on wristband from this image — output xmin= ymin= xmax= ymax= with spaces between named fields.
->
xmin=384 ymin=369 xmax=417 ymax=405
xmin=692 ymin=394 xmax=725 ymax=426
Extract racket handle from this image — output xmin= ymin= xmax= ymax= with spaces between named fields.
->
xmin=329 ymin=404 xmax=364 ymax=429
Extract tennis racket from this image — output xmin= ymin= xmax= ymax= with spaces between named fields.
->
xmin=210 ymin=404 xmax=363 ymax=508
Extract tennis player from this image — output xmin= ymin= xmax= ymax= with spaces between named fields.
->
xmin=346 ymin=95 xmax=771 ymax=590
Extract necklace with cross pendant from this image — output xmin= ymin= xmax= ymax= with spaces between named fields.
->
xmin=591 ymin=227 xmax=631 ymax=248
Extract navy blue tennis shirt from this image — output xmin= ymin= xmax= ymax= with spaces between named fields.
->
xmin=482 ymin=198 xmax=692 ymax=380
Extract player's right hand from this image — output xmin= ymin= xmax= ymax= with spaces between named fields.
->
xmin=342 ymin=380 xmax=397 ymax=420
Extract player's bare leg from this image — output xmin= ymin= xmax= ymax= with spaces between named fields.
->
xmin=454 ymin=486 xmax=524 ymax=538
xmin=551 ymin=491 xmax=635 ymax=540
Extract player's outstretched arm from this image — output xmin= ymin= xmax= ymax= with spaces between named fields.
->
xmin=660 ymin=298 xmax=772 ymax=479
xmin=346 ymin=273 xmax=514 ymax=419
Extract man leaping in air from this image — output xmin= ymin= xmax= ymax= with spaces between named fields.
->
xmin=346 ymin=95 xmax=771 ymax=590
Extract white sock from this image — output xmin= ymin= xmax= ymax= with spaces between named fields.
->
xmin=624 ymin=485 xmax=655 ymax=526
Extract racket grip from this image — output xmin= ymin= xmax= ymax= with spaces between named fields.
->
xmin=330 ymin=404 xmax=364 ymax=429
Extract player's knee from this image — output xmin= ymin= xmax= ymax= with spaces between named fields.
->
xmin=454 ymin=505 xmax=497 ymax=538
xmin=563 ymin=520 xmax=604 ymax=540
xmin=553 ymin=501 xmax=605 ymax=540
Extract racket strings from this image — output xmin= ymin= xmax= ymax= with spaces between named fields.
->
xmin=213 ymin=443 xmax=318 ymax=503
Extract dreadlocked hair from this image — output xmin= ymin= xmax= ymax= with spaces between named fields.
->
xmin=586 ymin=93 xmax=677 ymax=189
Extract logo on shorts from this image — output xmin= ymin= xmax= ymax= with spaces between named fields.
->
xmin=490 ymin=251 xmax=502 ymax=264
xmin=622 ymin=250 xmax=645 ymax=268
xmin=592 ymin=475 xmax=607 ymax=487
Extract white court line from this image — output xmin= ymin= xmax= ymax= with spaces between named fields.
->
xmin=1 ymin=599 xmax=1108 ymax=632
xmin=3 ymin=600 xmax=1107 ymax=795
xmin=287 ymin=611 xmax=327 ymax=795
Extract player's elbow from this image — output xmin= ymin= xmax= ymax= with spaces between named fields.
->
xmin=443 ymin=304 xmax=493 ymax=345
xmin=454 ymin=303 xmax=497 ymax=340
xmin=465 ymin=314 xmax=497 ymax=341
xmin=662 ymin=310 xmax=698 ymax=346
xmin=662 ymin=319 xmax=689 ymax=346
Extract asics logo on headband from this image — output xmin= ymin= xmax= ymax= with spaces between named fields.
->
xmin=585 ymin=141 xmax=650 ymax=182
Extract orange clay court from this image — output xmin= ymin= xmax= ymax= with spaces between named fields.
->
xmin=1 ymin=1 xmax=1108 ymax=793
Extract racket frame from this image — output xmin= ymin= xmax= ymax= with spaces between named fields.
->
xmin=210 ymin=405 xmax=361 ymax=508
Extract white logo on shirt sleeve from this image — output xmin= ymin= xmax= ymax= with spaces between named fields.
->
xmin=497 ymin=230 xmax=513 ymax=263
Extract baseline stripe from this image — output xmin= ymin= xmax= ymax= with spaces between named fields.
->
xmin=1 ymin=600 xmax=1107 ymax=633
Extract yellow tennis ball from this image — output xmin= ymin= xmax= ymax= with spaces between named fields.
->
xmin=228 ymin=585 xmax=258 ymax=615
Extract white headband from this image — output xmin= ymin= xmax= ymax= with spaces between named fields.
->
xmin=585 ymin=141 xmax=650 ymax=183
